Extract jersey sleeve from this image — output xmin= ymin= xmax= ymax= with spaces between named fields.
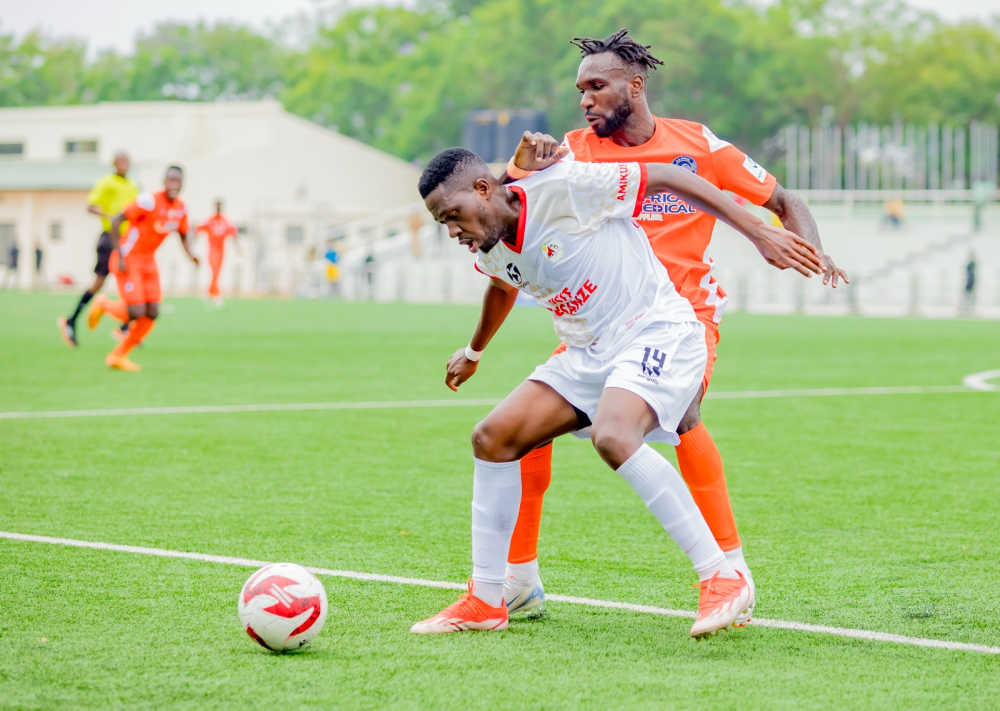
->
xmin=195 ymin=220 xmax=210 ymax=234
xmin=563 ymin=161 xmax=647 ymax=230
xmin=123 ymin=192 xmax=155 ymax=223
xmin=704 ymin=125 xmax=777 ymax=205
xmin=179 ymin=213 xmax=190 ymax=234
xmin=558 ymin=135 xmax=576 ymax=163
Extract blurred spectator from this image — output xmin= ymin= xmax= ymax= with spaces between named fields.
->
xmin=882 ymin=200 xmax=904 ymax=229
xmin=324 ymin=239 xmax=341 ymax=296
xmin=972 ymin=178 xmax=994 ymax=232
xmin=409 ymin=212 xmax=423 ymax=258
xmin=962 ymin=252 xmax=977 ymax=313
xmin=4 ymin=243 xmax=18 ymax=288
xmin=34 ymin=243 xmax=44 ymax=287
xmin=363 ymin=252 xmax=376 ymax=300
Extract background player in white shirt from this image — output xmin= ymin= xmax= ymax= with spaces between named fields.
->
xmin=411 ymin=148 xmax=816 ymax=639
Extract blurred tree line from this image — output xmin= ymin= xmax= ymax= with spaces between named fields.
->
xmin=1 ymin=0 xmax=998 ymax=165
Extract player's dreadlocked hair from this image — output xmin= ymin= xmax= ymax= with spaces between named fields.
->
xmin=570 ymin=29 xmax=664 ymax=77
xmin=418 ymin=147 xmax=487 ymax=198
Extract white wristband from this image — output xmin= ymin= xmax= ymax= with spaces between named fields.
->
xmin=464 ymin=345 xmax=483 ymax=362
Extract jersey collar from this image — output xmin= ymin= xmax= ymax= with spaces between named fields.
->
xmin=502 ymin=185 xmax=527 ymax=254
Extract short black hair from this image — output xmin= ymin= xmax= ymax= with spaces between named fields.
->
xmin=571 ymin=28 xmax=664 ymax=77
xmin=166 ymin=164 xmax=183 ymax=176
xmin=418 ymin=148 xmax=486 ymax=199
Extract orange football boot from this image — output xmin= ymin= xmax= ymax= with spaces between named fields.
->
xmin=690 ymin=571 xmax=751 ymax=640
xmin=410 ymin=579 xmax=508 ymax=634
xmin=105 ymin=354 xmax=141 ymax=372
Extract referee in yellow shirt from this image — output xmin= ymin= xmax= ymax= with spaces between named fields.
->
xmin=58 ymin=151 xmax=139 ymax=346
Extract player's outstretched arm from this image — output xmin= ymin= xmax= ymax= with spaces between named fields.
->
xmin=179 ymin=232 xmax=199 ymax=266
xmin=446 ymin=278 xmax=518 ymax=392
xmin=764 ymin=184 xmax=849 ymax=287
xmin=109 ymin=212 xmax=128 ymax=273
xmin=645 ymin=163 xmax=824 ymax=279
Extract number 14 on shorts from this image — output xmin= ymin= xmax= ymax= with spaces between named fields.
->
xmin=640 ymin=347 xmax=667 ymax=380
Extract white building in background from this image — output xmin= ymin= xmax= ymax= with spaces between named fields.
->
xmin=0 ymin=101 xmax=420 ymax=294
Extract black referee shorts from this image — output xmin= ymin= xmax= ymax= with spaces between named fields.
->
xmin=95 ymin=232 xmax=113 ymax=276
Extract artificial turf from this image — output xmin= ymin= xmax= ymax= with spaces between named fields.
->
xmin=1 ymin=292 xmax=998 ymax=710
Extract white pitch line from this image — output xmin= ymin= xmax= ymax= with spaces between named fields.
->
xmin=704 ymin=384 xmax=972 ymax=399
xmin=962 ymin=369 xmax=1000 ymax=392
xmin=0 ymin=384 xmax=986 ymax=420
xmin=0 ymin=399 xmax=503 ymax=420
xmin=2 ymin=531 xmax=998 ymax=656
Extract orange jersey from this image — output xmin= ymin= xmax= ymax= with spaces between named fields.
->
xmin=197 ymin=214 xmax=237 ymax=250
xmin=562 ymin=118 xmax=777 ymax=325
xmin=121 ymin=191 xmax=190 ymax=259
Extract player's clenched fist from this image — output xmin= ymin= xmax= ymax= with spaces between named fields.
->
xmin=445 ymin=348 xmax=478 ymax=391
xmin=512 ymin=131 xmax=569 ymax=173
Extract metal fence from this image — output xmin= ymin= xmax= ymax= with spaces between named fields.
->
xmin=783 ymin=122 xmax=999 ymax=192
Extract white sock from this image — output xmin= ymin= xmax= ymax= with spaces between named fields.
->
xmin=506 ymin=558 xmax=539 ymax=582
xmin=617 ymin=445 xmax=737 ymax=582
xmin=471 ymin=457 xmax=522 ymax=607
xmin=724 ymin=546 xmax=750 ymax=578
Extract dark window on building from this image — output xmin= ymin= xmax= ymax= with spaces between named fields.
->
xmin=65 ymin=140 xmax=99 ymax=156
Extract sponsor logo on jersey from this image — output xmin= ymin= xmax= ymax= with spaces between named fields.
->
xmin=637 ymin=191 xmax=698 ymax=220
xmin=743 ymin=154 xmax=767 ymax=183
xmin=672 ymin=155 xmax=698 ymax=173
xmin=506 ymin=263 xmax=523 ymax=285
xmin=546 ymin=279 xmax=597 ymax=317
xmin=541 ymin=236 xmax=564 ymax=264
xmin=616 ymin=163 xmax=630 ymax=201
xmin=154 ymin=221 xmax=180 ymax=234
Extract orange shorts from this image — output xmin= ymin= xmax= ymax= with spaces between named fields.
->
xmin=549 ymin=319 xmax=720 ymax=396
xmin=110 ymin=252 xmax=161 ymax=306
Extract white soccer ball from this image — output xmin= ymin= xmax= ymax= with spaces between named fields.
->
xmin=238 ymin=563 xmax=328 ymax=652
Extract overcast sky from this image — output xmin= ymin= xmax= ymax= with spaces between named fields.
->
xmin=0 ymin=0 xmax=997 ymax=55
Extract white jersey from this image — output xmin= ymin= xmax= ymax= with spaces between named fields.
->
xmin=475 ymin=161 xmax=697 ymax=359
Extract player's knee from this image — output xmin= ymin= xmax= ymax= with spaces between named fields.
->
xmin=590 ymin=425 xmax=641 ymax=470
xmin=471 ymin=420 xmax=517 ymax=462
xmin=676 ymin=390 xmax=703 ymax=435
xmin=676 ymin=411 xmax=701 ymax=436
xmin=146 ymin=304 xmax=159 ymax=319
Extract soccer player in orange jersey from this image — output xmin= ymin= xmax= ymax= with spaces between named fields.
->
xmin=90 ymin=165 xmax=198 ymax=371
xmin=498 ymin=29 xmax=847 ymax=624
xmin=196 ymin=201 xmax=238 ymax=306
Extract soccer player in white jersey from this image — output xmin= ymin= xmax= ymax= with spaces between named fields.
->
xmin=411 ymin=148 xmax=815 ymax=639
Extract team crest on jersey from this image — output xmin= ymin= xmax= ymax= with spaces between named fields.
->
xmin=672 ymin=155 xmax=698 ymax=173
xmin=506 ymin=263 xmax=523 ymax=285
xmin=541 ymin=236 xmax=564 ymax=264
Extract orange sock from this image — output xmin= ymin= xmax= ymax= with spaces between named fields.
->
xmin=109 ymin=316 xmax=155 ymax=360
xmin=97 ymin=294 xmax=129 ymax=324
xmin=507 ymin=442 xmax=553 ymax=564
xmin=675 ymin=422 xmax=741 ymax=551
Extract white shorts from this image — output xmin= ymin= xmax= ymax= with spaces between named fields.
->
xmin=527 ymin=320 xmax=707 ymax=446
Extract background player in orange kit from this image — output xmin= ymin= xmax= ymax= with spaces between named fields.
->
xmin=498 ymin=29 xmax=848 ymax=623
xmin=196 ymin=200 xmax=238 ymax=306
xmin=92 ymin=165 xmax=198 ymax=371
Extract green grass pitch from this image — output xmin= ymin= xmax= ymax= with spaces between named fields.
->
xmin=1 ymin=292 xmax=999 ymax=710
